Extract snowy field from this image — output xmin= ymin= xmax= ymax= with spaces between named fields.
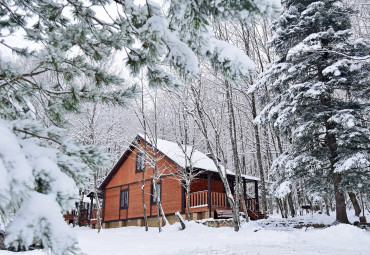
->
xmin=1 ymin=212 xmax=369 ymax=255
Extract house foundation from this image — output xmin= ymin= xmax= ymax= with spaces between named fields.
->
xmin=99 ymin=213 xmax=196 ymax=229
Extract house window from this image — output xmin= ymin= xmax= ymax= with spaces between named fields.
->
xmin=151 ymin=182 xmax=161 ymax=204
xmin=136 ymin=152 xmax=145 ymax=172
xmin=120 ymin=189 xmax=129 ymax=209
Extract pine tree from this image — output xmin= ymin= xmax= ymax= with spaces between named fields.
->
xmin=252 ymin=0 xmax=370 ymax=223
xmin=0 ymin=1 xmax=132 ymax=253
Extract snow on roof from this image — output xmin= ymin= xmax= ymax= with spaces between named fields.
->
xmin=137 ymin=134 xmax=260 ymax=181
xmin=83 ymin=196 xmax=93 ymax=203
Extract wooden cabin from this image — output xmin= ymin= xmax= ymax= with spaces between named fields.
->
xmin=96 ymin=134 xmax=263 ymax=228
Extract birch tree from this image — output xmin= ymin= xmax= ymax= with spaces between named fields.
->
xmin=165 ymin=87 xmax=204 ymax=221
xmin=133 ymin=76 xmax=150 ymax=231
xmin=68 ymin=103 xmax=110 ymax=232
xmin=190 ymin=75 xmax=242 ymax=231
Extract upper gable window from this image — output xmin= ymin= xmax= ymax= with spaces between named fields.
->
xmin=136 ymin=152 xmax=145 ymax=172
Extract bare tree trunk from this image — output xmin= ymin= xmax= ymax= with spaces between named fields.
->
xmin=153 ymin=177 xmax=168 ymax=231
xmin=324 ymin=195 xmax=330 ymax=216
xmin=152 ymin=90 xmax=168 ymax=232
xmin=283 ymin=198 xmax=289 ymax=218
xmin=141 ymin=86 xmax=149 ymax=231
xmin=74 ymin=190 xmax=84 ymax=227
xmin=152 ymin=178 xmax=162 ymax=232
xmin=321 ymin=80 xmax=349 ymax=224
xmin=179 ymin=93 xmax=195 ymax=222
xmin=296 ymin=183 xmax=304 ymax=216
xmin=324 ymin=117 xmax=349 ymax=223
xmin=159 ymin=199 xmax=169 ymax=226
xmin=225 ymin=81 xmax=242 ymax=227
xmin=333 ymin=173 xmax=349 ymax=223
xmin=93 ymin=173 xmax=102 ymax=232
xmin=135 ymin=78 xmax=149 ymax=231
xmin=153 ymin=102 xmax=162 ymax=232
xmin=251 ymin=92 xmax=267 ymax=215
xmin=240 ymin=185 xmax=249 ymax=223
xmin=141 ymin=169 xmax=148 ymax=231
xmin=175 ymin=212 xmax=186 ymax=230
xmin=276 ymin=134 xmax=283 ymax=154
xmin=276 ymin=198 xmax=285 ymax=218
xmin=191 ymin=83 xmax=239 ymax=231
xmin=348 ymin=192 xmax=361 ymax=217
xmin=305 ymin=195 xmax=313 ymax=215
xmin=287 ymin=193 xmax=296 ymax=218
xmin=186 ymin=185 xmax=191 ymax=221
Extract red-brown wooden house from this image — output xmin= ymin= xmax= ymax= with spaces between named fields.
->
xmin=95 ymin=134 xmax=263 ymax=228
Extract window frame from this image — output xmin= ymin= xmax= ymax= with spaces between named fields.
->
xmin=120 ymin=189 xmax=129 ymax=209
xmin=135 ymin=152 xmax=145 ymax=173
xmin=151 ymin=182 xmax=161 ymax=204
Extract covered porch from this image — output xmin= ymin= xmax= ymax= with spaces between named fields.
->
xmin=185 ymin=171 xmax=263 ymax=220
xmin=86 ymin=190 xmax=104 ymax=227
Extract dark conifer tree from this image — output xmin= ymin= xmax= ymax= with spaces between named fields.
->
xmin=252 ymin=0 xmax=370 ymax=223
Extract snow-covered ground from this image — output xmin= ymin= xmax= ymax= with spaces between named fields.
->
xmin=1 ymin=212 xmax=369 ymax=255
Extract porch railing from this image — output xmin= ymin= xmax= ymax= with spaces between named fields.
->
xmin=188 ymin=191 xmax=257 ymax=211
xmin=188 ymin=190 xmax=208 ymax=207
xmin=64 ymin=209 xmax=89 ymax=226
xmin=90 ymin=208 xmax=102 ymax=220
xmin=246 ymin=197 xmax=257 ymax=211
xmin=211 ymin=192 xmax=228 ymax=207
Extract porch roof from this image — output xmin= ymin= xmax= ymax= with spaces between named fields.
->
xmin=86 ymin=189 xmax=104 ymax=199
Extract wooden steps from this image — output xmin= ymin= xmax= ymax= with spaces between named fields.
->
xmin=215 ymin=209 xmax=265 ymax=220
xmin=215 ymin=209 xmax=234 ymax=219
xmin=247 ymin=209 xmax=265 ymax=220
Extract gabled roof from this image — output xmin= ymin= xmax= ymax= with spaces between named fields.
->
xmin=100 ymin=134 xmax=259 ymax=189
xmin=99 ymin=142 xmax=136 ymax=190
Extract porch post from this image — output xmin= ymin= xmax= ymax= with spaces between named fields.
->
xmin=89 ymin=196 xmax=93 ymax=220
xmin=207 ymin=172 xmax=212 ymax=218
xmin=181 ymin=183 xmax=185 ymax=214
xmin=102 ymin=190 xmax=106 ymax=223
xmin=254 ymin=180 xmax=259 ymax=211
xmin=243 ymin=178 xmax=247 ymax=204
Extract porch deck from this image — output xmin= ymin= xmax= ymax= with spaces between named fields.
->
xmin=187 ymin=190 xmax=263 ymax=220
xmin=64 ymin=208 xmax=101 ymax=226
xmin=89 ymin=208 xmax=101 ymax=225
